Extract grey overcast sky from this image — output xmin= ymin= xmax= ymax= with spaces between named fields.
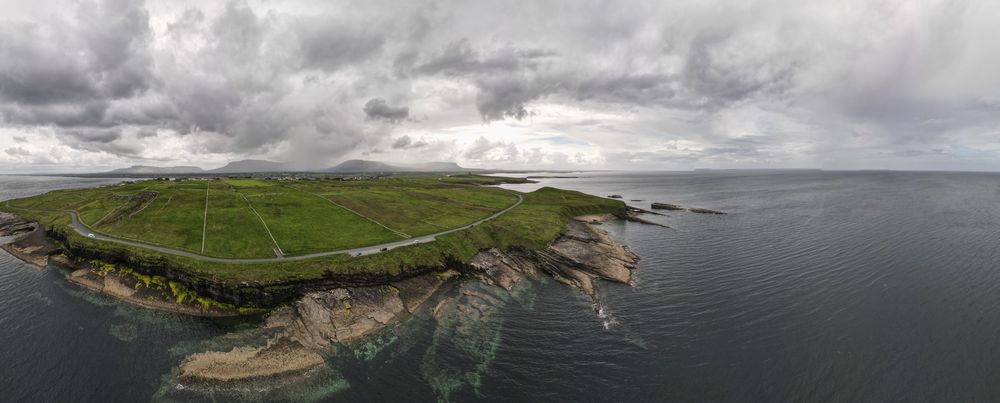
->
xmin=1 ymin=0 xmax=999 ymax=173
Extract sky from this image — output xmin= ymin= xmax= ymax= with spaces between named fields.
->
xmin=1 ymin=0 xmax=999 ymax=173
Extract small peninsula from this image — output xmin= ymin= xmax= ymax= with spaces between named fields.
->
xmin=0 ymin=174 xmax=650 ymax=399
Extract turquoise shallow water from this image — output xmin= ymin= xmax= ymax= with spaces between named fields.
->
xmin=4 ymin=171 xmax=1000 ymax=402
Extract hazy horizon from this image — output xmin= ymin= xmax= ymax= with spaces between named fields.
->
xmin=1 ymin=0 xmax=999 ymax=173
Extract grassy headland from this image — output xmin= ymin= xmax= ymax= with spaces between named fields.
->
xmin=1 ymin=175 xmax=626 ymax=306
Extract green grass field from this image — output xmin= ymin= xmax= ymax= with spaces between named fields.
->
xmin=1 ymin=175 xmax=626 ymax=289
xmin=4 ymin=176 xmax=522 ymax=258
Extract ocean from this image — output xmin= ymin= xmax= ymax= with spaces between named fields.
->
xmin=2 ymin=171 xmax=1000 ymax=402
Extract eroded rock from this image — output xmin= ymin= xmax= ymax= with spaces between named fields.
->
xmin=535 ymin=221 xmax=639 ymax=304
xmin=167 ymin=219 xmax=643 ymax=398
xmin=651 ymin=202 xmax=684 ymax=210
xmin=469 ymin=248 xmax=538 ymax=290
xmin=0 ymin=213 xmax=59 ymax=268
xmin=170 ymin=281 xmax=447 ymax=398
xmin=688 ymin=207 xmax=726 ymax=215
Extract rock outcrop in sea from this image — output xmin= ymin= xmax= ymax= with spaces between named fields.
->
xmin=650 ymin=202 xmax=727 ymax=215
xmin=688 ymin=207 xmax=726 ymax=215
xmin=651 ymin=202 xmax=685 ymax=211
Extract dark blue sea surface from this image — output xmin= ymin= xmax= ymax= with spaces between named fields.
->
xmin=3 ymin=171 xmax=1000 ymax=402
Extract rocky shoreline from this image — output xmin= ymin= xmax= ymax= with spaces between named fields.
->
xmin=65 ymin=263 xmax=247 ymax=317
xmin=1 ymin=210 xmax=643 ymax=399
xmin=0 ymin=212 xmax=60 ymax=268
xmin=164 ymin=218 xmax=639 ymax=399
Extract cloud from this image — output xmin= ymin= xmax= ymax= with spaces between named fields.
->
xmin=1 ymin=0 xmax=1000 ymax=171
xmin=0 ymin=0 xmax=152 ymax=117
xmin=295 ymin=18 xmax=386 ymax=70
xmin=414 ymin=39 xmax=528 ymax=76
xmin=462 ymin=136 xmax=519 ymax=161
xmin=364 ymin=98 xmax=410 ymax=123
xmin=4 ymin=147 xmax=30 ymax=156
xmin=391 ymin=135 xmax=428 ymax=149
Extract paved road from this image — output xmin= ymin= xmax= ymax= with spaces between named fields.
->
xmin=53 ymin=193 xmax=523 ymax=263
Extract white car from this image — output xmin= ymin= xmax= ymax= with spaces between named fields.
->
xmin=412 ymin=240 xmax=420 ymax=244
xmin=87 ymin=233 xmax=96 ymax=238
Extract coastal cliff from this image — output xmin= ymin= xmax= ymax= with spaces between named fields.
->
xmin=163 ymin=218 xmax=639 ymax=400
xmin=3 ymin=191 xmax=646 ymax=399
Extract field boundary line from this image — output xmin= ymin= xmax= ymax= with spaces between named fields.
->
xmin=286 ymin=185 xmax=412 ymax=239
xmin=237 ymin=192 xmax=284 ymax=257
xmin=4 ymin=192 xmax=523 ymax=262
xmin=201 ymin=182 xmax=209 ymax=253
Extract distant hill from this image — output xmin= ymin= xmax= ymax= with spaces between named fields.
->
xmin=206 ymin=159 xmax=290 ymax=173
xmin=105 ymin=165 xmax=205 ymax=175
xmin=325 ymin=160 xmax=470 ymax=173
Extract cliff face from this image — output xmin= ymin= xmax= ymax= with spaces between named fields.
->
xmin=469 ymin=220 xmax=638 ymax=305
xmin=165 ymin=219 xmax=640 ymax=399
xmin=538 ymin=220 xmax=638 ymax=301
xmin=4 ymin=209 xmax=643 ymax=399
xmin=53 ymin=229 xmax=458 ymax=308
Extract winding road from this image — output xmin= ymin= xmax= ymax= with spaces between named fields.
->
xmin=27 ymin=193 xmax=523 ymax=263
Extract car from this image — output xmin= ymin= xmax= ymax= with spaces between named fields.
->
xmin=380 ymin=247 xmax=388 ymax=252
xmin=412 ymin=240 xmax=420 ymax=244
xmin=355 ymin=252 xmax=363 ymax=257
xmin=87 ymin=233 xmax=96 ymax=238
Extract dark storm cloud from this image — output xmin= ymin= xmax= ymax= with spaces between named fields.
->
xmin=363 ymin=99 xmax=410 ymax=123
xmin=0 ymin=0 xmax=152 ymax=106
xmin=295 ymin=17 xmax=386 ymax=70
xmin=474 ymin=76 xmax=539 ymax=121
xmin=410 ymin=39 xmax=679 ymax=121
xmin=0 ymin=0 xmax=155 ymax=157
xmin=0 ymin=0 xmax=396 ymax=163
xmin=469 ymin=72 xmax=681 ymax=122
xmin=1 ymin=0 xmax=999 ymax=170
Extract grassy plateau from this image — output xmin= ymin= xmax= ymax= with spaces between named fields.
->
xmin=1 ymin=175 xmax=626 ymax=287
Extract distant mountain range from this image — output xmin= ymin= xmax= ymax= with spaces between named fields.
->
xmin=103 ymin=159 xmax=473 ymax=175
